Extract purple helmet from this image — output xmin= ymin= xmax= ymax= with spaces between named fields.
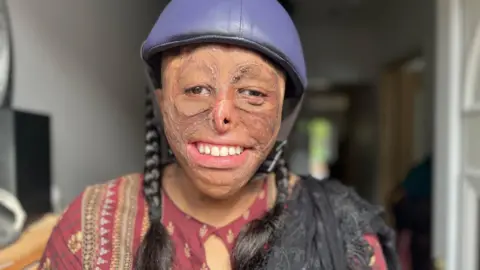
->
xmin=141 ymin=0 xmax=307 ymax=141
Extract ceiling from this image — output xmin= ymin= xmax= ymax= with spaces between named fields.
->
xmin=289 ymin=0 xmax=364 ymax=9
xmin=288 ymin=0 xmax=383 ymax=20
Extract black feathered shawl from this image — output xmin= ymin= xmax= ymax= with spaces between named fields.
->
xmin=266 ymin=176 xmax=400 ymax=270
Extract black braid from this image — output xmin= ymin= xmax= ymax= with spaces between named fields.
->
xmin=232 ymin=143 xmax=290 ymax=270
xmin=135 ymin=92 xmax=173 ymax=270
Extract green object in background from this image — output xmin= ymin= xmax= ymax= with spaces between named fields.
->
xmin=308 ymin=119 xmax=331 ymax=164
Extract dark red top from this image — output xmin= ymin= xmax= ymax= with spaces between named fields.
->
xmin=38 ymin=174 xmax=387 ymax=269
xmin=162 ymin=180 xmax=269 ymax=269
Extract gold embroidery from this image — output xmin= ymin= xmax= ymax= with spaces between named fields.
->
xmin=199 ymin=224 xmax=208 ymax=238
xmin=81 ymin=185 xmax=105 ymax=269
xmin=110 ymin=180 xmax=123 ymax=268
xmin=68 ymin=231 xmax=83 ymax=254
xmin=110 ymin=175 xmax=141 ymax=270
xmin=226 ymin=229 xmax=234 ymax=244
xmin=242 ymin=210 xmax=250 ymax=220
xmin=141 ymin=200 xmax=149 ymax=239
xmin=184 ymin=243 xmax=191 ymax=258
xmin=167 ymin=221 xmax=175 ymax=235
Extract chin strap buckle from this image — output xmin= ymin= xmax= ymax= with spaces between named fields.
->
xmin=256 ymin=140 xmax=287 ymax=174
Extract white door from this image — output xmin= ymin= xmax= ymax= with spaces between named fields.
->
xmin=434 ymin=0 xmax=480 ymax=269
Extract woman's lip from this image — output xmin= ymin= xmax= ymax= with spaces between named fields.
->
xmin=190 ymin=140 xmax=252 ymax=148
xmin=186 ymin=143 xmax=249 ymax=169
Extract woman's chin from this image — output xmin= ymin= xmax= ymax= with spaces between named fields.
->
xmin=190 ymin=169 xmax=253 ymax=199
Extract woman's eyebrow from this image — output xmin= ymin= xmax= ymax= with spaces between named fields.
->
xmin=230 ymin=64 xmax=277 ymax=85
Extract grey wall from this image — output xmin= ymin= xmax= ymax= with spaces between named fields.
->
xmin=295 ymin=15 xmax=379 ymax=85
xmin=292 ymin=0 xmax=435 ymax=90
xmin=7 ymin=0 xmax=164 ymax=210
xmin=375 ymin=0 xmax=436 ymax=158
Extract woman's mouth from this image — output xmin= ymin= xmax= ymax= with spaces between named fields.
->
xmin=196 ymin=143 xmax=244 ymax=156
xmin=186 ymin=142 xmax=249 ymax=169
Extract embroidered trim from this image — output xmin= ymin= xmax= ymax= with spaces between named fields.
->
xmin=110 ymin=175 xmax=140 ymax=269
xmin=96 ymin=181 xmax=115 ymax=268
xmin=81 ymin=185 xmax=105 ymax=269
xmin=141 ymin=200 xmax=149 ymax=239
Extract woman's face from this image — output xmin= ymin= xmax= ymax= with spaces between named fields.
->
xmin=156 ymin=44 xmax=286 ymax=199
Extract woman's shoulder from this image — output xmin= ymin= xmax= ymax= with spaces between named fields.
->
xmin=292 ymin=175 xmax=399 ymax=269
xmin=294 ymin=175 xmax=380 ymax=214
xmin=294 ymin=175 xmax=390 ymax=237
xmin=38 ymin=173 xmax=148 ymax=269
xmin=58 ymin=173 xmax=145 ymax=223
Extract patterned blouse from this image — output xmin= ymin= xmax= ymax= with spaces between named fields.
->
xmin=38 ymin=174 xmax=387 ymax=269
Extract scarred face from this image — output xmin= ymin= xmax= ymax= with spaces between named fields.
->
xmin=156 ymin=44 xmax=286 ymax=199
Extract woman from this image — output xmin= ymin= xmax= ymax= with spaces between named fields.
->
xmin=39 ymin=0 xmax=398 ymax=269
xmin=392 ymin=156 xmax=433 ymax=270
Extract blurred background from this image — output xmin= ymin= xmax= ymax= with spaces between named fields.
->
xmin=0 ymin=0 xmax=478 ymax=269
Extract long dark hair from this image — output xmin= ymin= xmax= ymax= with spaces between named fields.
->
xmin=135 ymin=90 xmax=291 ymax=269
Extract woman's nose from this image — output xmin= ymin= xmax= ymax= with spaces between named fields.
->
xmin=212 ymin=95 xmax=237 ymax=134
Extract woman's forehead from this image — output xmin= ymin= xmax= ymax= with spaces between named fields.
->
xmin=163 ymin=44 xmax=283 ymax=77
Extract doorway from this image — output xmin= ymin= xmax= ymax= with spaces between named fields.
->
xmin=377 ymin=53 xmax=430 ymax=224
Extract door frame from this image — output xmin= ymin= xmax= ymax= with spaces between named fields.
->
xmin=433 ymin=0 xmax=463 ymax=268
xmin=377 ymin=52 xmax=424 ymax=225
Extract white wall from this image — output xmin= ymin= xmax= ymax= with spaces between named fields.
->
xmin=7 ymin=0 xmax=164 ymax=209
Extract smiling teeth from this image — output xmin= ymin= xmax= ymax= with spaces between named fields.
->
xmin=197 ymin=144 xmax=243 ymax=156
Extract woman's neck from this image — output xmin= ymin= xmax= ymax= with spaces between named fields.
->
xmin=161 ymin=164 xmax=265 ymax=227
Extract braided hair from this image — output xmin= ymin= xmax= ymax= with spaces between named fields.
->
xmin=135 ymin=91 xmax=291 ymax=270
xmin=135 ymin=91 xmax=173 ymax=270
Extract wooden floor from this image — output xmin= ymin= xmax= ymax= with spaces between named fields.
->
xmin=0 ymin=214 xmax=58 ymax=270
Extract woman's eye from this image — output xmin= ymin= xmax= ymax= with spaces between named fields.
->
xmin=238 ymin=88 xmax=267 ymax=106
xmin=185 ymin=86 xmax=211 ymax=96
xmin=239 ymin=89 xmax=266 ymax=97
